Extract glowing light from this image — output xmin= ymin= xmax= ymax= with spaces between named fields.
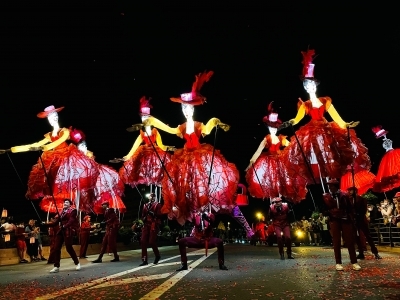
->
xmin=1 ymin=209 xmax=7 ymax=218
xmin=145 ymin=193 xmax=150 ymax=199
xmin=256 ymin=212 xmax=263 ymax=220
xmin=296 ymin=230 xmax=304 ymax=237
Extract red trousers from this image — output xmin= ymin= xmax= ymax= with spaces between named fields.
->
xmin=356 ymin=219 xmax=378 ymax=254
xmin=79 ymin=231 xmax=90 ymax=257
xmin=330 ymin=219 xmax=357 ymax=264
xmin=48 ymin=235 xmax=57 ymax=263
xmin=99 ymin=227 xmax=118 ymax=259
xmin=141 ymin=224 xmax=160 ymax=260
xmin=274 ymin=225 xmax=292 ymax=255
xmin=178 ymin=236 xmax=224 ymax=264
xmin=51 ymin=232 xmax=79 ymax=268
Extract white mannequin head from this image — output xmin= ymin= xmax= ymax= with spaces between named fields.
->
xmin=303 ymin=79 xmax=317 ymax=94
xmin=182 ymin=103 xmax=194 ymax=119
xmin=141 ymin=115 xmax=150 ymax=122
xmin=47 ymin=112 xmax=59 ymax=127
xmin=268 ymin=126 xmax=278 ymax=136
xmin=77 ymin=141 xmax=88 ymax=155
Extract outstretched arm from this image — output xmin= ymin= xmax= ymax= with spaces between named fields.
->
xmin=155 ymin=130 xmax=175 ymax=152
xmin=327 ymin=104 xmax=359 ymax=129
xmin=144 ymin=117 xmax=180 ymax=135
xmin=123 ymin=135 xmax=143 ymax=160
xmin=290 ymin=100 xmax=306 ymax=126
xmin=11 ymin=137 xmax=50 ymax=153
xmin=42 ymin=128 xmax=70 ymax=151
xmin=245 ymin=138 xmax=267 ymax=171
xmin=201 ymin=117 xmax=230 ymax=136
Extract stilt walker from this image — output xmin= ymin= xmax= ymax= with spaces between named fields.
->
xmin=246 ymin=101 xmax=308 ymax=203
xmin=143 ymin=71 xmax=239 ymax=225
xmin=279 ymin=49 xmax=370 ymax=186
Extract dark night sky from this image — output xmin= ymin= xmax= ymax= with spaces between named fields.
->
xmin=1 ymin=11 xmax=400 ymax=225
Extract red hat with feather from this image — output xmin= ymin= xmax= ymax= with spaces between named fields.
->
xmin=300 ymin=49 xmax=319 ymax=84
xmin=37 ymin=105 xmax=64 ymax=118
xmin=170 ymin=71 xmax=214 ymax=105
xmin=69 ymin=127 xmax=86 ymax=144
xmin=371 ymin=125 xmax=388 ymax=139
xmin=139 ymin=96 xmax=152 ymax=116
xmin=262 ymin=101 xmax=282 ymax=128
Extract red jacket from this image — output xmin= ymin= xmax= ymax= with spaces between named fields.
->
xmin=48 ymin=207 xmax=79 ymax=237
xmin=269 ymin=203 xmax=290 ymax=228
xmin=323 ymin=191 xmax=354 ymax=220
xmin=104 ymin=208 xmax=120 ymax=229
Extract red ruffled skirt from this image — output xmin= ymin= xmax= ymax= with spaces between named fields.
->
xmin=27 ymin=144 xmax=99 ymax=209
xmin=340 ymin=170 xmax=375 ymax=195
xmin=373 ymin=149 xmax=400 ymax=192
xmin=282 ymin=120 xmax=355 ymax=183
xmin=162 ymin=144 xmax=239 ymax=225
xmin=245 ymin=153 xmax=308 ymax=203
xmin=93 ymin=164 xmax=126 ymax=213
xmin=119 ymin=145 xmax=171 ymax=187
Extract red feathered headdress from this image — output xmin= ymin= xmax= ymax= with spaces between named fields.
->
xmin=262 ymin=101 xmax=282 ymax=128
xmin=371 ymin=125 xmax=388 ymax=139
xmin=139 ymin=96 xmax=152 ymax=116
xmin=301 ymin=49 xmax=318 ymax=82
xmin=170 ymin=71 xmax=214 ymax=105
xmin=69 ymin=127 xmax=86 ymax=144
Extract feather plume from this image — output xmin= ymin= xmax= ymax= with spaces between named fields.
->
xmin=192 ymin=71 xmax=214 ymax=93
xmin=267 ymin=101 xmax=274 ymax=113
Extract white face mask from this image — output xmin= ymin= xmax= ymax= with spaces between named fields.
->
xmin=182 ymin=104 xmax=194 ymax=119
xmin=78 ymin=142 xmax=88 ymax=154
xmin=47 ymin=112 xmax=59 ymax=126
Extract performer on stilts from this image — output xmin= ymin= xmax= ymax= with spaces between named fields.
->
xmin=279 ymin=50 xmax=370 ymax=185
xmin=119 ymin=96 xmax=174 ymax=195
xmin=245 ymin=101 xmax=308 ymax=203
xmin=7 ymin=105 xmax=99 ymax=210
xmin=142 ymin=71 xmax=239 ymax=225
xmin=68 ymin=127 xmax=126 ymax=214
xmin=371 ymin=126 xmax=400 ymax=192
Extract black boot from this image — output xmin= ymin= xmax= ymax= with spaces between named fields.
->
xmin=139 ymin=260 xmax=148 ymax=266
xmin=154 ymin=256 xmax=161 ymax=264
xmin=176 ymin=262 xmax=188 ymax=271
xmin=356 ymin=253 xmax=365 ymax=259
xmin=374 ymin=253 xmax=382 ymax=259
xmin=280 ymin=253 xmax=285 ymax=260
xmin=219 ymin=263 xmax=228 ymax=270
xmin=111 ymin=255 xmax=119 ymax=262
xmin=92 ymin=258 xmax=102 ymax=263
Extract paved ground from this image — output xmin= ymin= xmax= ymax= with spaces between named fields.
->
xmin=1 ymin=244 xmax=400 ymax=300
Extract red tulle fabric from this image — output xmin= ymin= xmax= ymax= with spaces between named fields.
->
xmin=119 ymin=130 xmax=171 ymax=187
xmin=39 ymin=196 xmax=64 ymax=214
xmin=282 ymin=100 xmax=356 ymax=183
xmin=340 ymin=170 xmax=375 ymax=195
xmin=373 ymin=149 xmax=400 ymax=192
xmin=93 ymin=164 xmax=126 ymax=213
xmin=26 ymin=133 xmax=99 ymax=211
xmin=161 ymin=125 xmax=239 ymax=225
xmin=245 ymin=135 xmax=308 ymax=203
xmin=93 ymin=195 xmax=126 ymax=214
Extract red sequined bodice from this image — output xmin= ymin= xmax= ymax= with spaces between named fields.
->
xmin=308 ymin=105 xmax=326 ymax=121
xmin=179 ymin=122 xmax=202 ymax=150
xmin=140 ymin=129 xmax=156 ymax=145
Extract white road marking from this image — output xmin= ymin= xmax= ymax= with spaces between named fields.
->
xmin=35 ymin=254 xmax=182 ymax=299
xmin=151 ymin=260 xmax=193 ymax=268
xmin=139 ymin=248 xmax=217 ymax=300
xmin=89 ymin=272 xmax=174 ymax=289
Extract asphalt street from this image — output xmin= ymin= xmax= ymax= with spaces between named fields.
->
xmin=1 ymin=244 xmax=400 ymax=300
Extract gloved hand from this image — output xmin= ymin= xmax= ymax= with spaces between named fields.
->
xmin=217 ymin=122 xmax=230 ymax=131
xmin=0 ymin=149 xmax=10 ymax=155
xmin=346 ymin=121 xmax=360 ymax=128
xmin=277 ymin=120 xmax=294 ymax=131
xmin=29 ymin=146 xmax=43 ymax=151
xmin=166 ymin=146 xmax=176 ymax=152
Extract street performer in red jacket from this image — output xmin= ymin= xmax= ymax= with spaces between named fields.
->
xmin=79 ymin=215 xmax=96 ymax=258
xmin=269 ymin=197 xmax=294 ymax=260
xmin=137 ymin=193 xmax=162 ymax=266
xmin=176 ymin=210 xmax=228 ymax=271
xmin=44 ymin=199 xmax=80 ymax=273
xmin=323 ymin=179 xmax=361 ymax=271
xmin=347 ymin=186 xmax=381 ymax=260
xmin=93 ymin=201 xmax=120 ymax=263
